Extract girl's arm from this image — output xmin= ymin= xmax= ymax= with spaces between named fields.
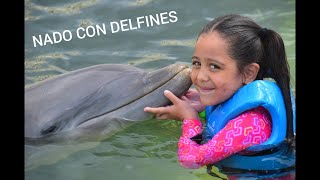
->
xmin=178 ymin=106 xmax=272 ymax=169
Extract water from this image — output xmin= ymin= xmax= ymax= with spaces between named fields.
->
xmin=25 ymin=0 xmax=296 ymax=179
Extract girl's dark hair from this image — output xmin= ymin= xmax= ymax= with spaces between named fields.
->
xmin=198 ymin=14 xmax=294 ymax=143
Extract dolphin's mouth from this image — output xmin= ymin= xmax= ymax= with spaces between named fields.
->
xmin=109 ymin=65 xmax=190 ymax=109
xmin=77 ymin=64 xmax=191 ymax=126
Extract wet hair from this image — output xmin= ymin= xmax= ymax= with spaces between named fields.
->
xmin=198 ymin=14 xmax=294 ymax=143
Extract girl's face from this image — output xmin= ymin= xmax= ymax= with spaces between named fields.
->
xmin=191 ymin=32 xmax=244 ymax=106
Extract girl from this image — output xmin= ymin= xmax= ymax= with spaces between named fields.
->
xmin=144 ymin=14 xmax=295 ymax=179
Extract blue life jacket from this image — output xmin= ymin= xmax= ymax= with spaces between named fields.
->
xmin=203 ymin=80 xmax=296 ymax=174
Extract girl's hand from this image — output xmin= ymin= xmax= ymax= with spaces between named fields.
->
xmin=144 ymin=90 xmax=199 ymax=121
xmin=180 ymin=89 xmax=206 ymax=112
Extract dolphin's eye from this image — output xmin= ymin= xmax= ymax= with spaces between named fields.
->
xmin=41 ymin=125 xmax=58 ymax=135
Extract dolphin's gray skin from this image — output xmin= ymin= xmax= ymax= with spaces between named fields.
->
xmin=25 ymin=63 xmax=192 ymax=144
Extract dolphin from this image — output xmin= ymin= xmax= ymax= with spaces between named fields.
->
xmin=25 ymin=63 xmax=192 ymax=144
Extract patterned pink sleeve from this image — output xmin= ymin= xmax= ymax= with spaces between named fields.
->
xmin=177 ymin=106 xmax=272 ymax=169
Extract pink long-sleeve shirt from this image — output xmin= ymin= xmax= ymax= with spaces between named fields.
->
xmin=178 ymin=106 xmax=272 ymax=169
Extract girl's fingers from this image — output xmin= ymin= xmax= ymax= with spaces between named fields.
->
xmin=144 ymin=107 xmax=170 ymax=120
xmin=144 ymin=106 xmax=169 ymax=114
xmin=164 ymin=90 xmax=181 ymax=105
xmin=144 ymin=90 xmax=183 ymax=120
xmin=156 ymin=113 xmax=169 ymax=119
xmin=186 ymin=88 xmax=197 ymax=95
xmin=180 ymin=95 xmax=188 ymax=101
